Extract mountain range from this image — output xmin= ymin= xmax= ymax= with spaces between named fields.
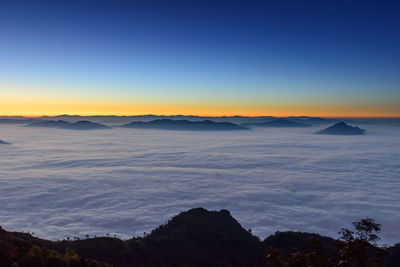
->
xmin=120 ymin=119 xmax=249 ymax=131
xmin=246 ymin=119 xmax=310 ymax=128
xmin=26 ymin=120 xmax=108 ymax=130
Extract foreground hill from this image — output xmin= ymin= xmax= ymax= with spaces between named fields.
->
xmin=120 ymin=119 xmax=249 ymax=131
xmin=0 ymin=226 xmax=109 ymax=266
xmin=3 ymin=208 xmax=400 ymax=266
xmin=317 ymin=122 xmax=366 ymax=135
xmin=26 ymin=120 xmax=109 ymax=130
xmin=7 ymin=208 xmax=264 ymax=267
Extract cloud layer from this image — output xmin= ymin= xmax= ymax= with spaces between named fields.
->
xmin=0 ymin=125 xmax=399 ymax=244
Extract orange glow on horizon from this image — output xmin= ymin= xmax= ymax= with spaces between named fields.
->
xmin=2 ymin=81 xmax=400 ymax=118
xmin=1 ymin=100 xmax=399 ymax=119
xmin=2 ymin=84 xmax=399 ymax=118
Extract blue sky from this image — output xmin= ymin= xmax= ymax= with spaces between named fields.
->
xmin=1 ymin=0 xmax=399 ymax=116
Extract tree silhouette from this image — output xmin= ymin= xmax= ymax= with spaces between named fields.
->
xmin=265 ymin=218 xmax=385 ymax=266
xmin=339 ymin=217 xmax=381 ymax=244
xmin=337 ymin=218 xmax=384 ymax=266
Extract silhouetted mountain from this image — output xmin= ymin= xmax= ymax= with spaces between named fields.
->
xmin=384 ymin=243 xmax=400 ymax=267
xmin=263 ymin=231 xmax=338 ymax=258
xmin=26 ymin=120 xmax=108 ymax=130
xmin=316 ymin=122 xmax=366 ymax=135
xmin=4 ymin=208 xmax=400 ymax=267
xmin=120 ymin=119 xmax=249 ymax=131
xmin=137 ymin=208 xmax=265 ymax=266
xmin=72 ymin=121 xmax=108 ymax=130
xmin=36 ymin=115 xmax=277 ymax=125
xmin=0 ymin=226 xmax=109 ymax=266
xmin=288 ymin=116 xmax=338 ymax=125
xmin=0 ymin=118 xmax=40 ymax=124
xmin=344 ymin=118 xmax=400 ymax=127
xmin=9 ymin=208 xmax=264 ymax=267
xmin=251 ymin=119 xmax=309 ymax=127
xmin=3 ymin=115 xmax=396 ymax=127
xmin=0 ymin=140 xmax=9 ymax=144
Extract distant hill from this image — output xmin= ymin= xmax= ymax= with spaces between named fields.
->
xmin=35 ymin=115 xmax=276 ymax=125
xmin=120 ymin=119 xmax=249 ymax=131
xmin=26 ymin=120 xmax=108 ymax=130
xmin=0 ymin=118 xmax=40 ymax=124
xmin=0 ymin=140 xmax=9 ymax=144
xmin=2 ymin=115 xmax=395 ymax=126
xmin=288 ymin=116 xmax=338 ymax=125
xmin=250 ymin=119 xmax=309 ymax=128
xmin=316 ymin=122 xmax=366 ymax=135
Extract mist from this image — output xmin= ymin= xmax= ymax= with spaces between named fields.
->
xmin=0 ymin=124 xmax=399 ymax=244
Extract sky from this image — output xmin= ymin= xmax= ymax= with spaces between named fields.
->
xmin=0 ymin=0 xmax=399 ymax=117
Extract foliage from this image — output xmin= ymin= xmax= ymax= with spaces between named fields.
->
xmin=0 ymin=226 xmax=109 ymax=267
xmin=266 ymin=236 xmax=334 ymax=266
xmin=336 ymin=218 xmax=384 ymax=267
xmin=265 ymin=218 xmax=388 ymax=267
xmin=338 ymin=218 xmax=381 ymax=244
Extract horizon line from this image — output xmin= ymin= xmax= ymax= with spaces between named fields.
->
xmin=1 ymin=114 xmax=400 ymax=119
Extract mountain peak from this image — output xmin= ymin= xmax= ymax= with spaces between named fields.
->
xmin=317 ymin=122 xmax=366 ymax=135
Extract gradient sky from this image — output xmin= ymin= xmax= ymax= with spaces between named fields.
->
xmin=1 ymin=0 xmax=399 ymax=117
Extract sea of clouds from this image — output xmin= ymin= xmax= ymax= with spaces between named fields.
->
xmin=0 ymin=124 xmax=399 ymax=244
